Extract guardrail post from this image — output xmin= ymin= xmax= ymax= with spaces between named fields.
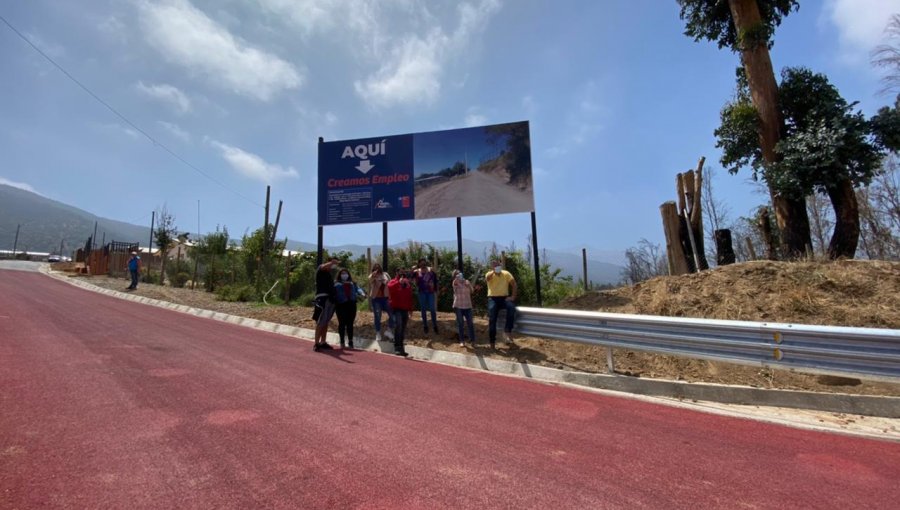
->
xmin=606 ymin=347 xmax=615 ymax=374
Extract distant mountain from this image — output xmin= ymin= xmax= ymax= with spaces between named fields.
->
xmin=0 ymin=184 xmax=625 ymax=283
xmin=0 ymin=184 xmax=151 ymax=255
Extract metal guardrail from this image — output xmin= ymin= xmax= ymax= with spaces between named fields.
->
xmin=513 ymin=307 xmax=900 ymax=380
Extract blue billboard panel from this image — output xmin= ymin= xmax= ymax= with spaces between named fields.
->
xmin=318 ymin=134 xmax=414 ymax=225
xmin=318 ymin=121 xmax=532 ymax=225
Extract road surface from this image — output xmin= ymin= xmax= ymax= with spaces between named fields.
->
xmin=414 ymin=171 xmax=533 ymax=219
xmin=1 ymin=269 xmax=898 ymax=509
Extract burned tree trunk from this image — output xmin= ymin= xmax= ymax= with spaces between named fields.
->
xmin=660 ymin=158 xmax=710 ymax=274
xmin=715 ymin=229 xmax=736 ymax=265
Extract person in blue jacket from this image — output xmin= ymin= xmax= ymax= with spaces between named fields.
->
xmin=334 ymin=268 xmax=365 ymax=349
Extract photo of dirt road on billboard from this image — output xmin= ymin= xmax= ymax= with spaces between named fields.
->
xmin=413 ymin=121 xmax=534 ymax=220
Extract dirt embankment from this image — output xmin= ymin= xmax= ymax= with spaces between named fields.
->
xmin=71 ymin=259 xmax=900 ymax=396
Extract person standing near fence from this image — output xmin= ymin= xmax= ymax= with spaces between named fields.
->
xmin=334 ymin=268 xmax=365 ymax=349
xmin=451 ymin=269 xmax=476 ymax=347
xmin=386 ymin=269 xmax=413 ymax=357
xmin=125 ymin=251 xmax=141 ymax=291
xmin=485 ymin=258 xmax=517 ymax=349
xmin=368 ymin=264 xmax=395 ymax=342
xmin=313 ymin=257 xmax=340 ymax=352
xmin=412 ymin=258 xmax=439 ymax=334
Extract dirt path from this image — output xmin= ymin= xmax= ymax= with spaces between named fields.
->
xmin=414 ymin=171 xmax=533 ymax=219
xmin=70 ymin=272 xmax=900 ymax=397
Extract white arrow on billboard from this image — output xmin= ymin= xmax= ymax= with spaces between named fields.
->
xmin=356 ymin=160 xmax=375 ymax=174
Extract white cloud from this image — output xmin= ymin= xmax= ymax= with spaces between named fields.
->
xmin=0 ymin=177 xmax=39 ymax=194
xmin=355 ymin=34 xmax=443 ymax=107
xmin=464 ymin=109 xmax=488 ymax=127
xmin=545 ymin=81 xmax=605 ymax=157
xmin=208 ymin=139 xmax=298 ymax=182
xmin=354 ymin=0 xmax=500 ymax=107
xmin=138 ymin=0 xmax=302 ymax=101
xmin=136 ymin=82 xmax=192 ymax=114
xmin=825 ymin=0 xmax=900 ymax=62
xmin=157 ymin=121 xmax=191 ymax=142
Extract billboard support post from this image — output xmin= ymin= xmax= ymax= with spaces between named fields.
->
xmin=382 ymin=222 xmax=388 ymax=271
xmin=456 ymin=217 xmax=463 ymax=271
xmin=316 ymin=226 xmax=323 ymax=266
xmin=317 ymin=137 xmax=324 ymax=266
xmin=531 ymin=211 xmax=542 ymax=307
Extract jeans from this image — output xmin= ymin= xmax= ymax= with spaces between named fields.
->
xmin=454 ymin=308 xmax=475 ymax=343
xmin=371 ymin=297 xmax=394 ymax=332
xmin=418 ymin=292 xmax=437 ymax=330
xmin=487 ymin=297 xmax=516 ymax=343
xmin=392 ymin=310 xmax=409 ymax=351
xmin=129 ymin=269 xmax=139 ymax=289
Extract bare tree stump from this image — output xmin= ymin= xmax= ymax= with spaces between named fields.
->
xmin=661 ymin=201 xmax=690 ymax=275
xmin=715 ymin=229 xmax=736 ymax=265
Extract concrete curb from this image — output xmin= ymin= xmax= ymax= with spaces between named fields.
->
xmin=44 ymin=269 xmax=900 ymax=419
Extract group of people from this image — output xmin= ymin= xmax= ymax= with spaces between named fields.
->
xmin=312 ymin=256 xmax=518 ymax=356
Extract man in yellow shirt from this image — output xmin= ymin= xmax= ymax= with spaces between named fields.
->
xmin=484 ymin=258 xmax=517 ymax=348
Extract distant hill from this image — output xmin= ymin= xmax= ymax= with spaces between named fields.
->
xmin=0 ymin=184 xmax=150 ymax=255
xmin=0 ymin=184 xmax=625 ymax=284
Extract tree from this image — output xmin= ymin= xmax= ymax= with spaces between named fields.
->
xmin=622 ymin=239 xmax=668 ymax=284
xmin=679 ymin=0 xmax=811 ymax=258
xmin=872 ymin=14 xmax=900 ymax=95
xmin=153 ymin=206 xmax=177 ymax=285
xmin=701 ymin=166 xmax=732 ymax=264
xmin=718 ymin=67 xmax=894 ymax=258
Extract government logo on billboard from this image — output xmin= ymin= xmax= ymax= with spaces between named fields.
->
xmin=318 ymin=121 xmax=533 ymax=226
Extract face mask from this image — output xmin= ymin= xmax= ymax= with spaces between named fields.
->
xmin=493 ymin=266 xmax=501 ymax=274
xmin=340 ymin=274 xmax=349 ymax=281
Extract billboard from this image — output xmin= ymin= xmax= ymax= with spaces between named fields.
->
xmin=318 ymin=121 xmax=533 ymax=226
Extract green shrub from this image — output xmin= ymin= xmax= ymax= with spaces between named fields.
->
xmin=172 ymin=272 xmax=191 ymax=288
xmin=216 ymin=284 xmax=258 ymax=302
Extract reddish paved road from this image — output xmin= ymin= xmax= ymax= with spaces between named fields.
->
xmin=2 ymin=270 xmax=899 ymax=509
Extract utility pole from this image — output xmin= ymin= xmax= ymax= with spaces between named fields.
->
xmin=12 ymin=224 xmax=20 ymax=257
xmin=148 ymin=211 xmax=155 ymax=278
xmin=92 ymin=221 xmax=98 ymax=250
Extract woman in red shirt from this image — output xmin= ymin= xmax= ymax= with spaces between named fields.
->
xmin=386 ymin=269 xmax=414 ymax=357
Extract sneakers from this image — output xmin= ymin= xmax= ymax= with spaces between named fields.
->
xmin=348 ymin=340 xmax=354 ymax=349
xmin=395 ymin=350 xmax=409 ymax=357
xmin=375 ymin=332 xmax=382 ymax=342
xmin=313 ymin=343 xmax=320 ymax=352
xmin=459 ymin=341 xmax=465 ymax=347
xmin=504 ymin=332 xmax=514 ymax=345
xmin=384 ymin=330 xmax=394 ymax=340
xmin=340 ymin=340 xmax=345 ymax=349
xmin=433 ymin=325 xmax=440 ymax=334
xmin=319 ymin=342 xmax=333 ymax=350
xmin=423 ymin=325 xmax=429 ymax=334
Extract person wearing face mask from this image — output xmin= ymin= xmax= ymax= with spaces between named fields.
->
xmin=451 ymin=269 xmax=476 ymax=347
xmin=334 ymin=268 xmax=365 ymax=349
xmin=484 ymin=258 xmax=517 ymax=348
xmin=386 ymin=268 xmax=413 ymax=357
xmin=313 ymin=257 xmax=341 ymax=352
xmin=411 ymin=258 xmax=439 ymax=334
xmin=367 ymin=264 xmax=395 ymax=342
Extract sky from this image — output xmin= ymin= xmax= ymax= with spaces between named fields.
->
xmin=2 ymin=0 xmax=899 ymax=257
